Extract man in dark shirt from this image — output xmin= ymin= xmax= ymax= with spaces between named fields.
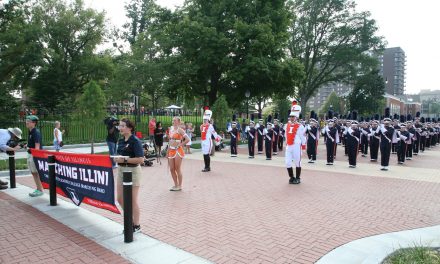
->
xmin=105 ymin=116 xmax=119 ymax=168
xmin=26 ymin=115 xmax=44 ymax=197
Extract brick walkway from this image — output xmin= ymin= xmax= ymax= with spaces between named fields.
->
xmin=0 ymin=192 xmax=129 ymax=264
xmin=14 ymin=143 xmax=440 ymax=264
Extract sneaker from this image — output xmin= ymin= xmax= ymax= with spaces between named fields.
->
xmin=169 ymin=186 xmax=181 ymax=191
xmin=289 ymin=177 xmax=295 ymax=184
xmin=133 ymin=225 xmax=141 ymax=233
xmin=29 ymin=189 xmax=43 ymax=197
xmin=202 ymin=168 xmax=210 ymax=172
xmin=273 ymin=152 xmax=278 ymax=155
xmin=0 ymin=185 xmax=7 ymax=190
xmin=0 ymin=180 xmax=8 ymax=186
xmin=349 ymin=165 xmax=356 ymax=168
xmin=266 ymin=158 xmax=272 ymax=160
xmin=380 ymin=167 xmax=388 ymax=171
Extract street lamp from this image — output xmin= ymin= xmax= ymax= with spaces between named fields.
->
xmin=245 ymin=90 xmax=250 ymax=119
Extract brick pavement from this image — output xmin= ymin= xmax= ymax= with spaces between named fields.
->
xmin=0 ymin=192 xmax=129 ymax=264
xmin=14 ymin=143 xmax=440 ymax=264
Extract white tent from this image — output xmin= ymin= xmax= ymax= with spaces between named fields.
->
xmin=165 ymin=105 xmax=182 ymax=109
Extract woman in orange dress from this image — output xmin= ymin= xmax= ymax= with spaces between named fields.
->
xmin=168 ymin=116 xmax=189 ymax=191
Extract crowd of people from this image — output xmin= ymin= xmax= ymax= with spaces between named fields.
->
xmin=2 ymin=105 xmax=439 ymax=234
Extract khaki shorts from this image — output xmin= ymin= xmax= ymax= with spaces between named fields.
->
xmin=117 ymin=165 xmax=143 ymax=187
xmin=27 ymin=153 xmax=38 ymax=173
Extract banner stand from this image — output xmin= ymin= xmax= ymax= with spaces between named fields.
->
xmin=48 ymin=155 xmax=57 ymax=206
xmin=123 ymin=171 xmax=133 ymax=243
xmin=9 ymin=154 xmax=16 ymax=189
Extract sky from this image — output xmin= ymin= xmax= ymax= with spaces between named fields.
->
xmin=83 ymin=0 xmax=440 ymax=94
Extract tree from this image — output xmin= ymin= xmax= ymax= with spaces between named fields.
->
xmin=288 ymin=0 xmax=385 ymax=110
xmin=0 ymin=0 xmax=42 ymax=94
xmin=347 ymin=70 xmax=385 ymax=116
xmin=272 ymin=97 xmax=292 ymax=122
xmin=76 ymin=81 xmax=107 ymax=153
xmin=319 ymin=91 xmax=342 ymax=116
xmin=27 ymin=0 xmax=112 ymax=111
xmin=211 ymin=95 xmax=231 ymax=131
xmin=165 ymin=0 xmax=303 ymax=107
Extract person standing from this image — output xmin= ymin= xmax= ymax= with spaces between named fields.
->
xmin=167 ymin=117 xmax=190 ymax=191
xmin=185 ymin=122 xmax=194 ymax=154
xmin=359 ymin=121 xmax=370 ymax=157
xmin=396 ymin=124 xmax=408 ymax=164
xmin=377 ymin=114 xmax=394 ymax=171
xmin=278 ymin=120 xmax=284 ymax=151
xmin=148 ymin=117 xmax=156 ymax=145
xmin=26 ymin=115 xmax=44 ymax=197
xmin=228 ymin=115 xmax=239 ymax=157
xmin=369 ymin=119 xmax=380 ymax=162
xmin=114 ymin=118 xmax=144 ymax=233
xmin=263 ymin=115 xmax=274 ymax=160
xmin=406 ymin=120 xmax=415 ymax=160
xmin=200 ymin=108 xmax=221 ymax=172
xmin=154 ymin=122 xmax=165 ymax=156
xmin=53 ymin=121 xmax=64 ymax=152
xmin=272 ymin=114 xmax=280 ymax=155
xmin=285 ymin=100 xmax=306 ymax=184
xmin=345 ymin=121 xmax=361 ymax=168
xmin=413 ymin=114 xmax=422 ymax=155
xmin=246 ymin=115 xmax=257 ymax=158
xmin=322 ymin=117 xmax=338 ymax=166
xmin=306 ymin=116 xmax=319 ymax=163
xmin=105 ymin=116 xmax=119 ymax=168
xmin=256 ymin=113 xmax=264 ymax=154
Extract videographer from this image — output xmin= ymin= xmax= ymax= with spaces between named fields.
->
xmin=105 ymin=116 xmax=120 ymax=168
xmin=0 ymin=127 xmax=23 ymax=190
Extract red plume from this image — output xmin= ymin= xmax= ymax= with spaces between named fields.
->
xmin=203 ymin=106 xmax=210 ymax=110
xmin=292 ymin=100 xmax=297 ymax=106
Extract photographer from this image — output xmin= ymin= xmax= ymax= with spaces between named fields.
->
xmin=105 ymin=116 xmax=119 ymax=168
xmin=0 ymin=127 xmax=23 ymax=189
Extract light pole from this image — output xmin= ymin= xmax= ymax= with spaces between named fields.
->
xmin=245 ymin=90 xmax=250 ymax=119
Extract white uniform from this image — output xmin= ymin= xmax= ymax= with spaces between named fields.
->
xmin=200 ymin=123 xmax=219 ymax=155
xmin=284 ymin=123 xmax=306 ymax=168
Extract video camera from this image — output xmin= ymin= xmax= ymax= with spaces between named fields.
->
xmin=104 ymin=116 xmax=119 ymax=126
xmin=5 ymin=139 xmax=26 ymax=155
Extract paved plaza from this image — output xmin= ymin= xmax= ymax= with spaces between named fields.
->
xmin=1 ymin=142 xmax=440 ymax=263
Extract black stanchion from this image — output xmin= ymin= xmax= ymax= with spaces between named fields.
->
xmin=9 ymin=154 xmax=16 ymax=189
xmin=123 ymin=171 xmax=133 ymax=243
xmin=48 ymin=155 xmax=57 ymax=206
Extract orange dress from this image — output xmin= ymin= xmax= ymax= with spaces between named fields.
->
xmin=168 ymin=128 xmax=185 ymax=158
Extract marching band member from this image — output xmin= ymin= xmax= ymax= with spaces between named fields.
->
xmin=306 ymin=111 xmax=319 ymax=163
xmin=256 ymin=113 xmax=264 ymax=154
xmin=369 ymin=116 xmax=381 ymax=162
xmin=246 ymin=114 xmax=257 ymax=158
xmin=344 ymin=112 xmax=360 ymax=168
xmin=272 ymin=114 xmax=280 ymax=155
xmin=376 ymin=108 xmax=394 ymax=171
xmin=322 ymin=111 xmax=338 ymax=165
xmin=200 ymin=107 xmax=221 ymax=172
xmin=263 ymin=115 xmax=274 ymax=160
xmin=228 ymin=114 xmax=239 ymax=157
xmin=284 ymin=100 xmax=306 ymax=184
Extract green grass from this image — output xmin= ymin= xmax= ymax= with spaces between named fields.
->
xmin=383 ymin=247 xmax=440 ymax=264
xmin=0 ymin=158 xmax=28 ymax=170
